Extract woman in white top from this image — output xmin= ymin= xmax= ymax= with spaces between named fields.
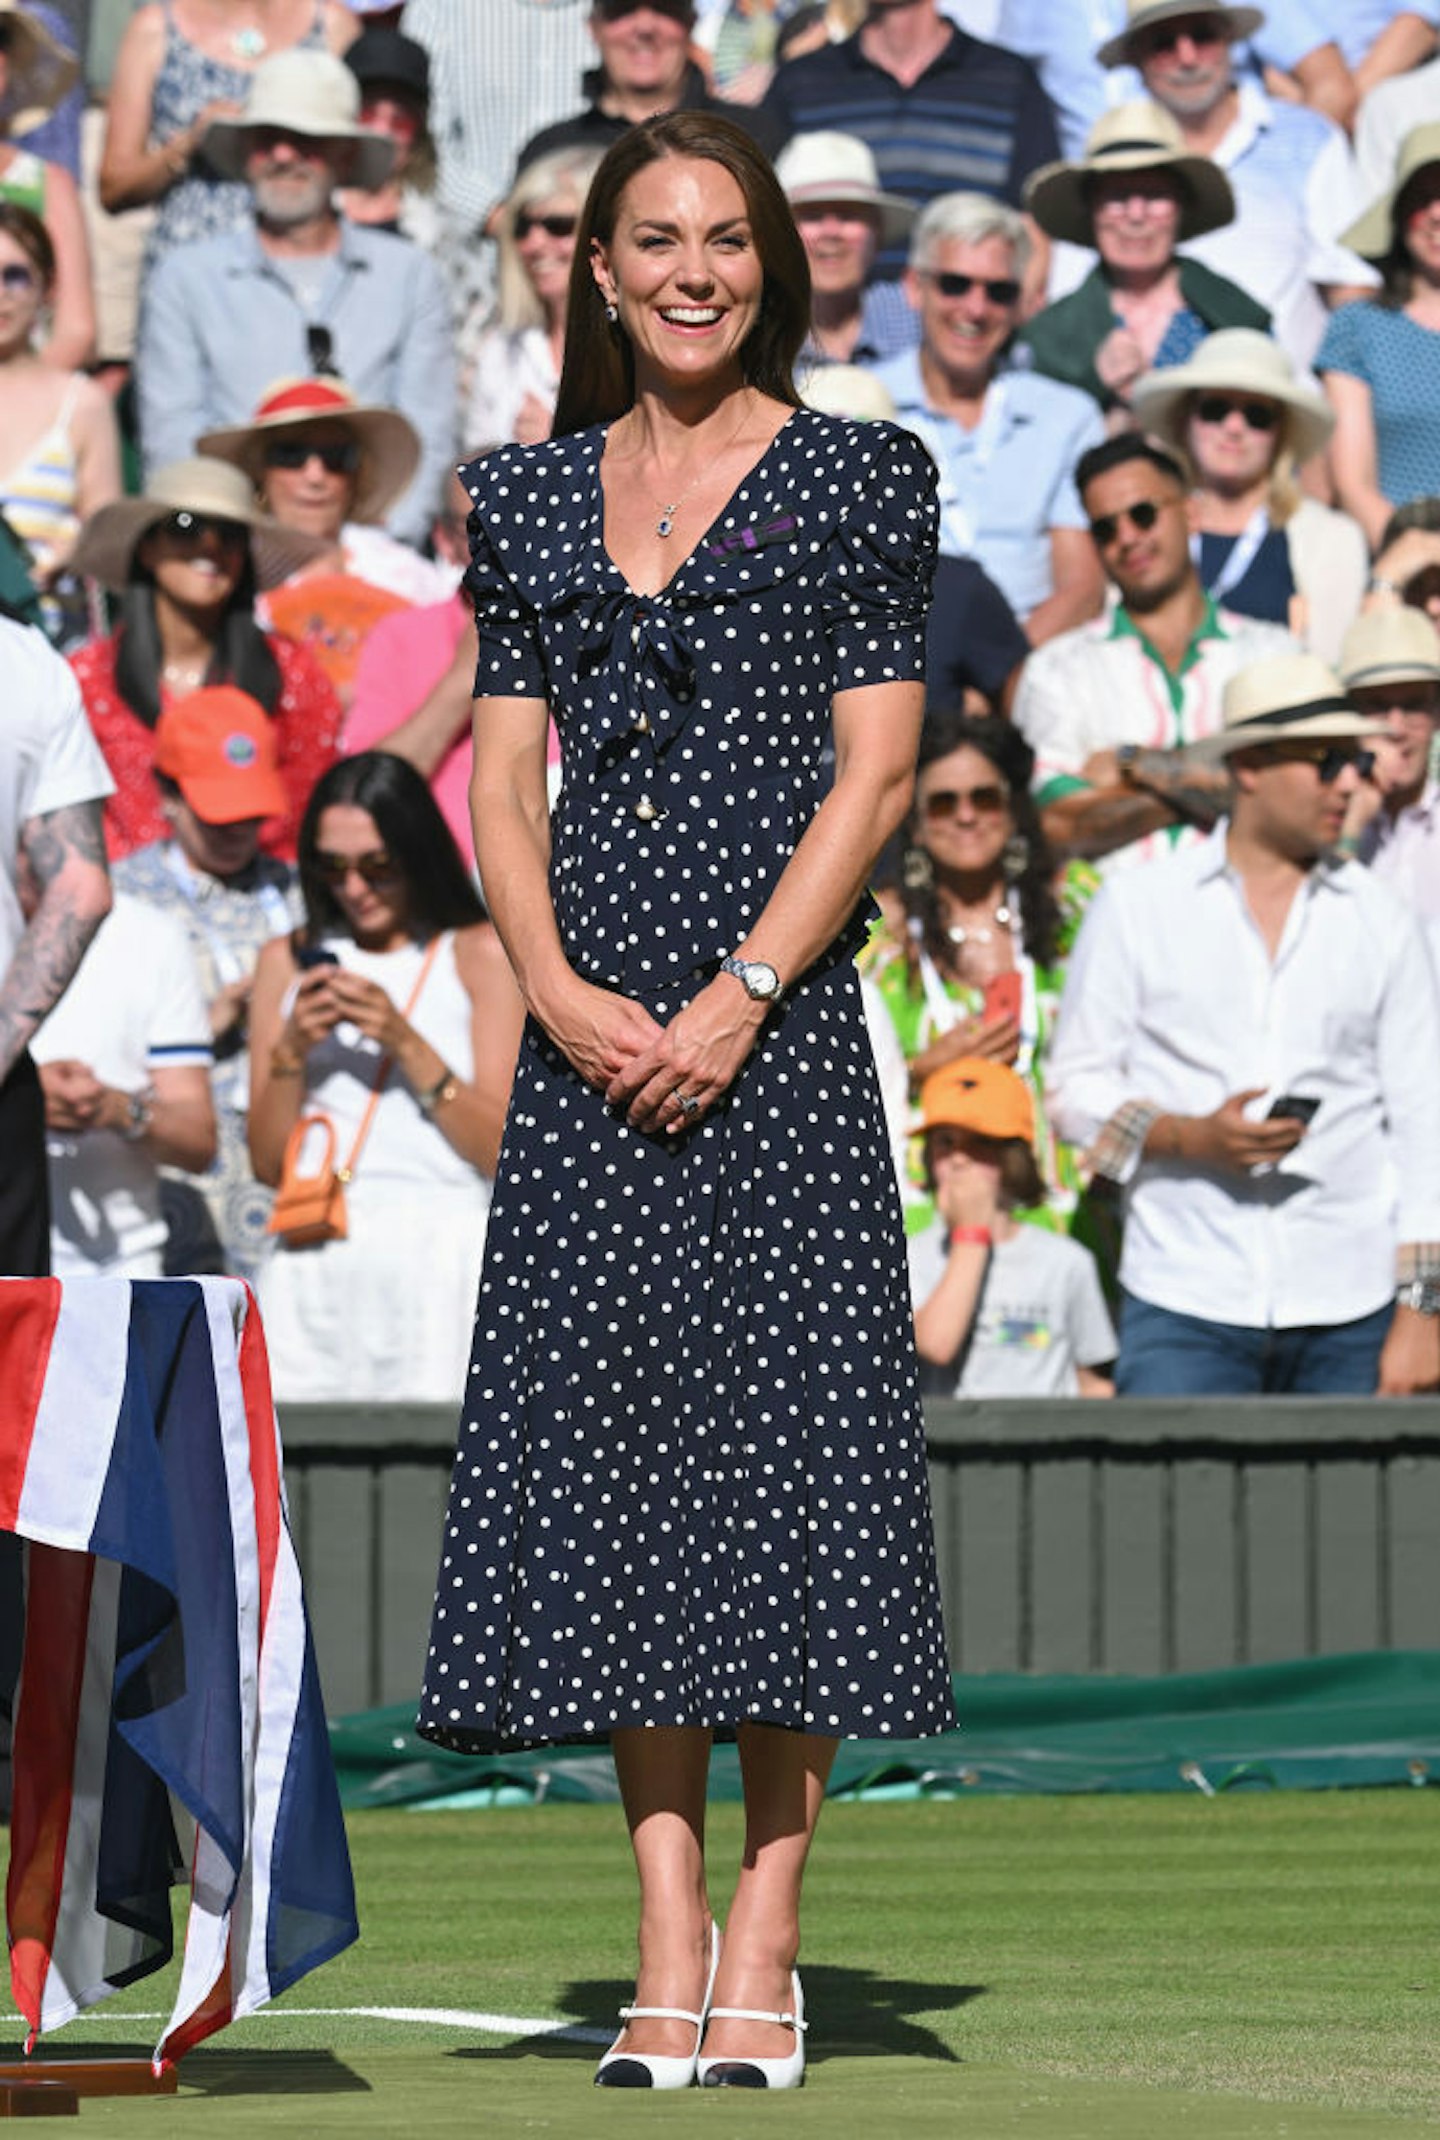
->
xmin=248 ymin=750 xmax=525 ymax=1401
xmin=1132 ymin=328 xmax=1369 ymax=667
xmin=459 ymin=144 xmax=604 ymax=455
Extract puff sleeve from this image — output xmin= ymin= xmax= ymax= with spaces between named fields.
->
xmin=822 ymin=425 xmax=938 ymax=692
xmin=461 ymin=460 xmax=550 ymax=702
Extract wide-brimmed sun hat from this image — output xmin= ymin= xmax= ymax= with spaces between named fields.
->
xmin=1339 ymin=608 xmax=1440 ymax=693
xmin=1130 ymin=328 xmax=1334 ymax=465
xmin=69 ymin=456 xmax=331 ymax=591
xmin=775 ymin=131 xmax=916 ymax=249
xmin=1202 ymin=652 xmax=1389 ymax=757
xmin=201 ymin=49 xmax=396 ymax=191
xmin=918 ymin=1058 xmax=1036 ymax=1145
xmin=1096 ymin=0 xmax=1264 ymax=69
xmin=1024 ymin=99 xmax=1235 ymax=248
xmin=0 ymin=1 xmax=80 ymax=131
xmin=154 ymin=687 xmax=289 ymax=825
xmin=197 ymin=377 xmax=420 ymax=526
xmin=1340 ymin=121 xmax=1440 ymax=262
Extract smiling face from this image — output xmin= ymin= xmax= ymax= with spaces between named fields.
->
xmin=1349 ymin=679 xmax=1440 ymax=799
xmin=1401 ymin=166 xmax=1440 ymax=284
xmin=515 ymin=189 xmax=581 ymax=315
xmin=913 ymin=743 xmax=1014 ymax=885
xmin=792 ymin=197 xmax=880 ymax=302
xmin=592 ymin=3 xmax=691 ymax=103
xmin=0 ymin=225 xmax=47 ymax=358
xmin=1135 ymin=12 xmax=1234 ymax=120
xmin=1184 ymin=389 xmax=1282 ymax=497
xmin=244 ymin=128 xmax=344 ymax=226
xmin=591 ymin=153 xmax=763 ymax=395
xmin=1090 ymin=169 xmax=1183 ymax=278
xmin=905 ymin=232 xmax=1019 ymax=393
xmin=1082 ymin=458 xmax=1191 ymax=611
xmin=138 ymin=513 xmax=249 ymax=617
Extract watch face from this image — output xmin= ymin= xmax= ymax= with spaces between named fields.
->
xmin=748 ymin=963 xmax=780 ymax=998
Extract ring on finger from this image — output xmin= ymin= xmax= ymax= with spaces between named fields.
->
xmin=672 ymin=1089 xmax=701 ymax=1119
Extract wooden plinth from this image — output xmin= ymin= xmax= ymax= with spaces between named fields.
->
xmin=0 ymin=2060 xmax=176 ymax=2101
xmin=0 ymin=2081 xmax=77 ymax=2117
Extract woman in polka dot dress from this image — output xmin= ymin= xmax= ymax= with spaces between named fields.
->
xmin=418 ymin=113 xmax=955 ymax=2092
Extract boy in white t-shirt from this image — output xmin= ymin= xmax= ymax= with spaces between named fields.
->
xmin=907 ymin=1056 xmax=1116 ymax=1397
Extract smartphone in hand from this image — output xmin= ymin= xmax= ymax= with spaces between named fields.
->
xmin=983 ymin=971 xmax=1022 ymax=1025
xmin=1267 ymin=1094 xmax=1320 ymax=1126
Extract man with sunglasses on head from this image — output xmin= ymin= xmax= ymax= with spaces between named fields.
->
xmin=1014 ymin=434 xmax=1294 ymax=871
xmin=1049 ymin=649 xmax=1440 ymax=1398
xmin=874 ymin=191 xmax=1107 ymax=647
xmin=136 ymin=49 xmax=454 ymax=549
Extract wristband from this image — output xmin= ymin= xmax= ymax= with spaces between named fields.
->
xmin=948 ymin=1225 xmax=992 ymax=1247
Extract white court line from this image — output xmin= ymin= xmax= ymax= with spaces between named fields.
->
xmin=6 ymin=2006 xmax=610 ymax=2045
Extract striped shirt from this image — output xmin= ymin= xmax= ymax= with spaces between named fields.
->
xmin=762 ymin=24 xmax=1059 ymax=281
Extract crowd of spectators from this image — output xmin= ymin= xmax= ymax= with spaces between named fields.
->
xmin=8 ymin=0 xmax=1440 ymax=1403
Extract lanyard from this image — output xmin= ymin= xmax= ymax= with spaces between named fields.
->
xmin=1191 ymin=505 xmax=1270 ymax=608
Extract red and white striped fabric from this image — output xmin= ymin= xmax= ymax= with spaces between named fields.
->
xmin=0 ymin=1276 xmax=356 ymax=2068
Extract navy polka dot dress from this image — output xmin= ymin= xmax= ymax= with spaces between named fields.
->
xmin=417 ymin=409 xmax=956 ymax=1752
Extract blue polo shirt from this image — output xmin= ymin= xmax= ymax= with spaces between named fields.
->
xmin=873 ymin=350 xmax=1104 ymax=619
xmin=762 ymin=25 xmax=1059 ymax=281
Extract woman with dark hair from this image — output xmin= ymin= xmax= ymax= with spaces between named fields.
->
xmin=417 ymin=110 xmax=953 ymax=2091
xmin=247 ymin=750 xmax=524 ymax=1402
xmin=1319 ymin=125 xmax=1440 ymax=548
xmin=67 ymin=456 xmax=341 ymax=860
xmin=862 ymin=710 xmax=1098 ymax=1236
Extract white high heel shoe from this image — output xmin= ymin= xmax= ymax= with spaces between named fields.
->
xmin=593 ymin=1919 xmax=722 ymax=2090
xmin=697 ymin=1967 xmax=807 ymax=2090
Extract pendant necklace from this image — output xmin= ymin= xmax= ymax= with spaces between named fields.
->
xmin=231 ymin=24 xmax=267 ymax=60
xmin=650 ymin=392 xmax=754 ymax=538
xmin=945 ymin=900 xmax=1012 ymax=950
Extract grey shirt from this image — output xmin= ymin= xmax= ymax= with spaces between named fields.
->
xmin=908 ymin=1221 xmax=1116 ymax=1398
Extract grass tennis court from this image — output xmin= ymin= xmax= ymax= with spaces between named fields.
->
xmin=9 ymin=1790 xmax=1439 ymax=2134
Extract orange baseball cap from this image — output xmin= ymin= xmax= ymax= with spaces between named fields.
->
xmin=917 ymin=1058 xmax=1036 ymax=1144
xmin=153 ymin=687 xmax=288 ymax=825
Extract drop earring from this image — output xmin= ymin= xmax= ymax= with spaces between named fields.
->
xmin=604 ymin=301 xmax=618 ymax=324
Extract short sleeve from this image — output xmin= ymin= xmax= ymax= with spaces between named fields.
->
xmin=142 ymin=903 xmax=213 ymax=1069
xmin=462 ymin=493 xmax=549 ymax=702
xmin=1314 ymin=300 xmax=1373 ymax=384
xmin=823 ymin=427 xmax=939 ymax=693
xmin=20 ymin=625 xmax=112 ymax=819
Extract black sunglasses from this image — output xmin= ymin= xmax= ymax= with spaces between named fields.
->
xmin=1258 ymin=743 xmax=1376 ymax=783
xmin=159 ymin=509 xmax=247 ymax=545
xmin=0 ymin=262 xmax=37 ymax=292
xmin=1193 ymin=395 xmax=1280 ymax=432
xmin=313 ymin=848 xmax=400 ymax=886
xmin=922 ymin=783 xmax=1009 ymax=820
xmin=264 ymin=436 xmax=363 ymax=475
xmin=306 ymin=322 xmax=340 ymax=379
xmin=1088 ymin=497 xmax=1169 ymax=546
xmin=514 ymin=211 xmax=577 ymax=241
xmin=1141 ymin=19 xmax=1227 ymax=53
xmin=920 ymin=270 xmax=1021 ymax=306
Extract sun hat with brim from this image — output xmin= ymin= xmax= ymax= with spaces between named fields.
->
xmin=0 ymin=1 xmax=81 ymax=130
xmin=1096 ymin=0 xmax=1265 ymax=68
xmin=1339 ymin=608 xmax=1440 ymax=693
xmin=197 ymin=377 xmax=420 ymax=526
xmin=200 ymin=48 xmax=396 ymax=191
xmin=69 ymin=457 xmax=331 ymax=592
xmin=775 ymin=131 xmax=916 ymax=250
xmin=1023 ymin=99 xmax=1235 ymax=248
xmin=1340 ymin=121 xmax=1440 ymax=262
xmin=1130 ymin=327 xmax=1334 ymax=465
xmin=918 ymin=1058 xmax=1036 ymax=1145
xmin=153 ymin=687 xmax=289 ymax=825
xmin=1200 ymin=652 xmax=1389 ymax=758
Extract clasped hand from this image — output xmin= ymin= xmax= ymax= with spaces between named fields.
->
xmin=549 ymin=974 xmax=765 ymax=1134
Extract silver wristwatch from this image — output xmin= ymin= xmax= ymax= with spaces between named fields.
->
xmin=1396 ymin=1278 xmax=1440 ymax=1317
xmin=720 ymin=954 xmax=784 ymax=1005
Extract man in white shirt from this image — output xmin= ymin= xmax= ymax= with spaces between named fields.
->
xmin=1049 ymin=650 xmax=1440 ymax=1396
xmin=1013 ymin=434 xmax=1293 ymax=871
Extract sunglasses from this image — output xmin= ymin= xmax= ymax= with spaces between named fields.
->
xmin=1087 ymin=497 xmax=1170 ymax=546
xmin=264 ymin=437 xmax=362 ymax=475
xmin=313 ymin=848 xmax=400 ymax=886
xmin=920 ymin=270 xmax=1021 ymax=306
xmin=158 ymin=509 xmax=247 ymax=545
xmin=514 ymin=211 xmax=577 ymax=241
xmin=1141 ymin=20 xmax=1227 ymax=54
xmin=922 ymin=783 xmax=1009 ymax=820
xmin=0 ymin=262 xmax=37 ymax=292
xmin=1259 ymin=744 xmax=1375 ymax=783
xmin=1193 ymin=395 xmax=1280 ymax=432
xmin=306 ymin=322 xmax=339 ymax=379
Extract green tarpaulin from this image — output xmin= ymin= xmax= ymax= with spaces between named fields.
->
xmin=331 ymin=1650 xmax=1440 ymax=1809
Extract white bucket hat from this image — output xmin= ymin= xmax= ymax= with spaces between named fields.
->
xmin=198 ymin=377 xmax=420 ymax=528
xmin=1340 ymin=122 xmax=1440 ymax=262
xmin=1339 ymin=608 xmax=1440 ymax=692
xmin=775 ymin=132 xmax=916 ymax=249
xmin=1202 ymin=652 xmax=1388 ymax=757
xmin=201 ymin=49 xmax=397 ymax=192
xmin=69 ymin=457 xmax=331 ymax=592
xmin=1023 ymin=100 xmax=1235 ymax=249
xmin=1096 ymin=0 xmax=1264 ymax=69
xmin=1130 ymin=329 xmax=1334 ymax=466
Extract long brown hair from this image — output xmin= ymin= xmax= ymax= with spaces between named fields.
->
xmin=552 ymin=111 xmax=810 ymax=436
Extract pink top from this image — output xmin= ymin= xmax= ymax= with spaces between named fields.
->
xmin=344 ymin=595 xmax=474 ymax=860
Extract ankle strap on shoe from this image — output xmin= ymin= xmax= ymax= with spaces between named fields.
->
xmin=705 ymin=2004 xmax=807 ymax=2032
xmin=618 ymin=2003 xmax=704 ymax=2026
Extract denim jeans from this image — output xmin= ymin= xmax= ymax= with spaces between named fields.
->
xmin=1115 ymin=1291 xmax=1394 ymax=1397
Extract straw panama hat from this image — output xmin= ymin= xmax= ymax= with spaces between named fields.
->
xmin=201 ymin=49 xmax=396 ymax=191
xmin=198 ymin=377 xmax=420 ymax=527
xmin=1023 ymin=100 xmax=1235 ymax=249
xmin=1339 ymin=608 xmax=1440 ymax=691
xmin=1340 ymin=122 xmax=1440 ymax=262
xmin=1203 ymin=652 xmax=1388 ymax=757
xmin=800 ymin=364 xmax=898 ymax=423
xmin=69 ymin=456 xmax=330 ymax=592
xmin=1096 ymin=0 xmax=1265 ymax=68
xmin=1130 ymin=329 xmax=1335 ymax=465
xmin=0 ymin=1 xmax=80 ymax=130
xmin=775 ymin=132 xmax=916 ymax=249
xmin=918 ymin=1058 xmax=1037 ymax=1145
